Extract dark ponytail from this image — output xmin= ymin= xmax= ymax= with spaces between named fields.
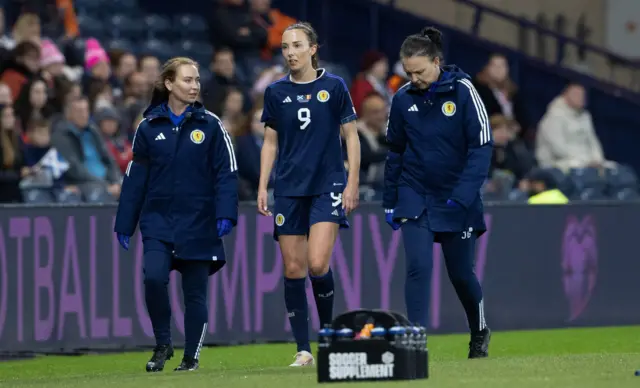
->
xmin=399 ymin=26 xmax=444 ymax=60
xmin=284 ymin=22 xmax=320 ymax=69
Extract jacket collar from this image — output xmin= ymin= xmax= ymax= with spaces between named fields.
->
xmin=144 ymin=101 xmax=208 ymax=122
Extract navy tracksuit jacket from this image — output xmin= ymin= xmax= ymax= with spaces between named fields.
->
xmin=114 ymin=101 xmax=238 ymax=264
xmin=383 ymin=65 xmax=493 ymax=237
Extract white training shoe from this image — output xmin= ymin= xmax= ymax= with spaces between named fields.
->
xmin=289 ymin=350 xmax=315 ymax=367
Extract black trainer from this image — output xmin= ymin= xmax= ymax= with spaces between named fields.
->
xmin=468 ymin=328 xmax=491 ymax=359
xmin=146 ymin=344 xmax=174 ymax=372
xmin=174 ymin=356 xmax=199 ymax=371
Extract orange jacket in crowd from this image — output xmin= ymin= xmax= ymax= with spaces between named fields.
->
xmin=262 ymin=9 xmax=297 ymax=60
xmin=56 ymin=0 xmax=79 ymax=38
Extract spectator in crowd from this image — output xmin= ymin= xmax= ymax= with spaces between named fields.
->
xmin=473 ymin=53 xmax=530 ymax=144
xmin=20 ymin=117 xmax=81 ymax=203
xmin=235 ymin=99 xmax=267 ymax=196
xmin=203 ymin=47 xmax=245 ymax=109
xmin=0 ymin=82 xmax=12 ymax=104
xmin=214 ymin=86 xmax=246 ymax=136
xmin=251 ymin=63 xmax=285 ymax=99
xmin=87 ymin=80 xmax=114 ymax=112
xmin=39 ymin=38 xmax=66 ymax=82
xmin=208 ymin=0 xmax=268 ymax=81
xmin=350 ymin=51 xmax=392 ymax=115
xmin=120 ymin=71 xmax=147 ymax=108
xmin=96 ymin=106 xmax=131 ymax=175
xmin=55 ymin=0 xmax=80 ymax=39
xmin=116 ymin=71 xmax=147 ymax=133
xmin=255 ymin=0 xmax=296 ymax=61
xmin=138 ymin=54 xmax=161 ymax=94
xmin=51 ymin=96 xmax=121 ymax=200
xmin=484 ymin=114 xmax=536 ymax=198
xmin=522 ymin=168 xmax=569 ymax=205
xmin=82 ymin=38 xmax=111 ymax=94
xmin=15 ymin=77 xmax=51 ymax=131
xmin=490 ymin=115 xmax=535 ymax=180
xmin=536 ymin=83 xmax=616 ymax=172
xmin=0 ymin=40 xmax=41 ymax=101
xmin=107 ymin=50 xmax=136 ymax=100
xmin=0 ymin=104 xmax=25 ymax=202
xmin=356 ymin=93 xmax=388 ymax=186
xmin=8 ymin=12 xmax=41 ymax=48
xmin=112 ymin=50 xmax=138 ymax=90
xmin=387 ymin=60 xmax=408 ymax=94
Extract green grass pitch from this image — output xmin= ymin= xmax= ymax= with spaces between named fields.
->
xmin=1 ymin=326 xmax=640 ymax=387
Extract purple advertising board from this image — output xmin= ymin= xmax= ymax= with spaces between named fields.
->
xmin=0 ymin=203 xmax=639 ymax=354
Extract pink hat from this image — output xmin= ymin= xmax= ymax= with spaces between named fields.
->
xmin=40 ymin=39 xmax=65 ymax=67
xmin=84 ymin=38 xmax=110 ymax=70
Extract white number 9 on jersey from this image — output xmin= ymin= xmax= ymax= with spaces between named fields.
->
xmin=297 ymin=107 xmax=311 ymax=130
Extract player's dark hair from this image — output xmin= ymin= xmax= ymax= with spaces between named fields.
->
xmin=284 ymin=22 xmax=320 ymax=69
xmin=150 ymin=57 xmax=199 ymax=106
xmin=399 ymin=27 xmax=443 ymax=60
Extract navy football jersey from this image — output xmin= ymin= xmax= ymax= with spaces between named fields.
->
xmin=261 ymin=69 xmax=357 ymax=196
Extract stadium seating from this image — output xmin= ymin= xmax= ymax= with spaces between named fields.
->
xmin=70 ymin=0 xmax=640 ymax=204
xmin=76 ymin=2 xmax=211 ymax=62
xmin=174 ymin=14 xmax=209 ymax=41
xmin=144 ymin=15 xmax=174 ymax=41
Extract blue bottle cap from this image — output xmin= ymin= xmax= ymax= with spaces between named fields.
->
xmin=319 ymin=327 xmax=334 ymax=336
xmin=336 ymin=328 xmax=353 ymax=337
xmin=371 ymin=327 xmax=386 ymax=336
xmin=388 ymin=326 xmax=406 ymax=335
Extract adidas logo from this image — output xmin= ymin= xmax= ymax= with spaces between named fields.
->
xmin=331 ymin=210 xmax=339 ymax=216
xmin=283 ymin=96 xmax=292 ymax=103
xmin=155 ymin=133 xmax=166 ymax=141
xmin=408 ymin=104 xmax=418 ymax=112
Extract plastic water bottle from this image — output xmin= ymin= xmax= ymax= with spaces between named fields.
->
xmin=318 ymin=326 xmax=334 ymax=348
xmin=336 ymin=327 xmax=354 ymax=341
xmin=388 ymin=326 xmax=406 ymax=347
xmin=370 ymin=326 xmax=386 ymax=340
xmin=418 ymin=327 xmax=427 ymax=351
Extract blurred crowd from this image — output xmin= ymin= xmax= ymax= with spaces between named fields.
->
xmin=0 ymin=0 xmax=635 ymax=205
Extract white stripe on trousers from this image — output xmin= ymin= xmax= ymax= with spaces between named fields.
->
xmin=195 ymin=322 xmax=208 ymax=360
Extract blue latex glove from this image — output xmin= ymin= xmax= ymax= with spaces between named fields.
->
xmin=116 ymin=233 xmax=130 ymax=251
xmin=385 ymin=209 xmax=402 ymax=231
xmin=217 ymin=218 xmax=233 ymax=238
xmin=446 ymin=199 xmax=462 ymax=208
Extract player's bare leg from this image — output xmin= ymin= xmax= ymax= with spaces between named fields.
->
xmin=308 ymin=221 xmax=339 ymax=329
xmin=279 ymin=235 xmax=314 ymax=367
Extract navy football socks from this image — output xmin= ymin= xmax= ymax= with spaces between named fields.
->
xmin=310 ymin=268 xmax=335 ymax=327
xmin=284 ymin=277 xmax=311 ymax=353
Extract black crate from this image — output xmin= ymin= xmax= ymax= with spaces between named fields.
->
xmin=316 ymin=309 xmax=428 ymax=383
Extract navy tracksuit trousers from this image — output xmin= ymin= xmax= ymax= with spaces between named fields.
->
xmin=401 ymin=213 xmax=486 ymax=333
xmin=143 ymin=238 xmax=213 ymax=359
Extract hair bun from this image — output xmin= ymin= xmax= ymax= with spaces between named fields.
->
xmin=421 ymin=27 xmax=443 ymax=46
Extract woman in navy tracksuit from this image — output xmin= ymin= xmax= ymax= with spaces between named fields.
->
xmin=383 ymin=28 xmax=493 ymax=359
xmin=114 ymin=57 xmax=238 ymax=372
